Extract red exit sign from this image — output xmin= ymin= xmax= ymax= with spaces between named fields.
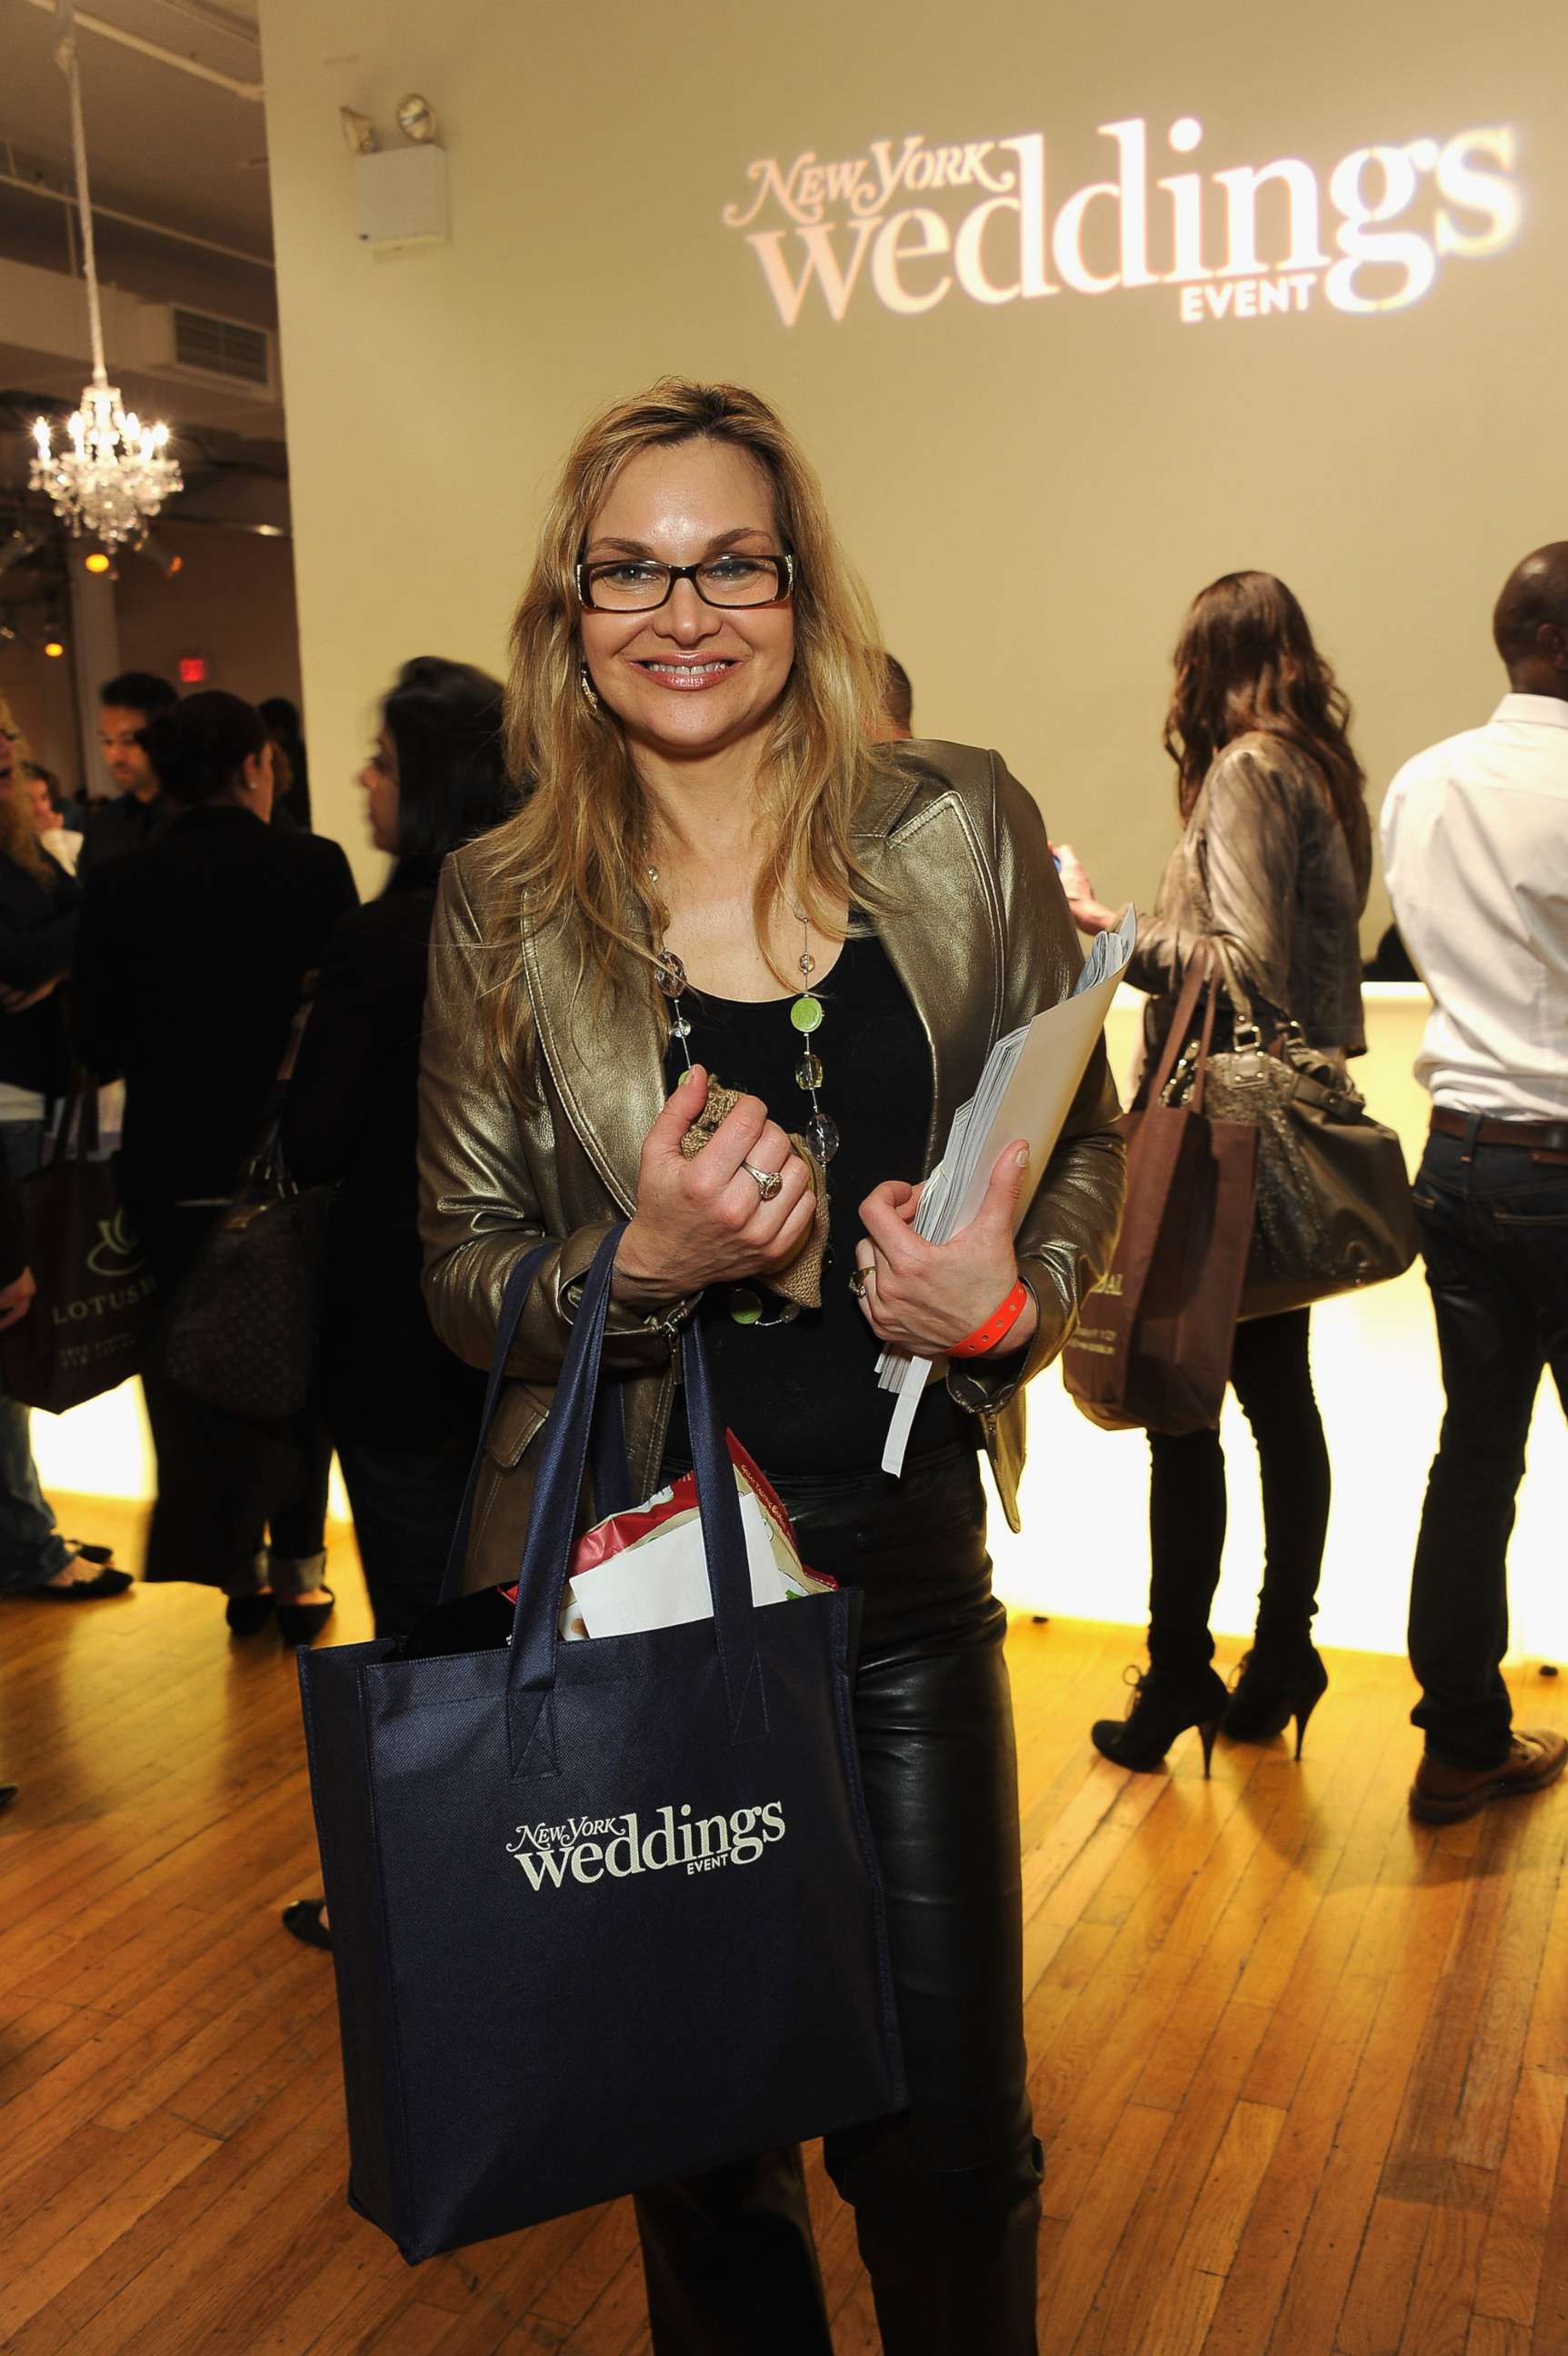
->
xmin=178 ymin=654 xmax=208 ymax=685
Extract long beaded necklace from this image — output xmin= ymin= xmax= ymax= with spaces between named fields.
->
xmin=647 ymin=865 xmax=840 ymax=1168
xmin=648 ymin=865 xmax=840 ymax=1327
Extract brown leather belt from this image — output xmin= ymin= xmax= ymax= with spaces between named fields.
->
xmin=1431 ymin=1105 xmax=1568 ymax=1155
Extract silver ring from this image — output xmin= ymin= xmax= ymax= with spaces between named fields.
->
xmin=744 ymin=1162 xmax=784 ymax=1204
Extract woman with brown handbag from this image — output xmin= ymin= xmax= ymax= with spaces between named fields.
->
xmin=1056 ymin=571 xmax=1369 ymax=1772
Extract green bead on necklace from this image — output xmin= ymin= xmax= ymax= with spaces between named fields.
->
xmin=648 ymin=873 xmax=842 ymax=1315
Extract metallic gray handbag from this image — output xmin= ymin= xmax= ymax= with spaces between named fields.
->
xmin=1167 ymin=950 xmax=1419 ymax=1320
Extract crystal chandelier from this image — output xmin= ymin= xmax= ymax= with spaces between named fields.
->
xmin=28 ymin=6 xmax=182 ymax=546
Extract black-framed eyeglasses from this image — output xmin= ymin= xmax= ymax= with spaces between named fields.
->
xmin=575 ymin=552 xmax=795 ymax=614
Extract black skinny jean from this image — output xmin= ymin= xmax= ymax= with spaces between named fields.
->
xmin=1408 ymin=1127 xmax=1568 ymax=1770
xmin=634 ymin=1441 xmax=1042 ymax=2356
xmin=336 ymin=1434 xmax=473 ymax=1640
xmin=1145 ymin=1308 xmax=1331 ymax=1676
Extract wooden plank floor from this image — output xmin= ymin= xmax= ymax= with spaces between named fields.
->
xmin=4 ymin=1493 xmax=1568 ymax=2354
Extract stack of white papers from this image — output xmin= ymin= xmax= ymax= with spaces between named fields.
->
xmin=559 ymin=1485 xmax=832 ymax=1641
xmin=876 ymin=906 xmax=1136 ymax=1474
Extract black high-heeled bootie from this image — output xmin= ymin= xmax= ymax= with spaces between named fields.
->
xmin=1091 ymin=1664 xmax=1229 ymax=1775
xmin=1220 ymin=1645 xmax=1328 ymax=1759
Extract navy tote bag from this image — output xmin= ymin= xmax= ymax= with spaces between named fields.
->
xmin=297 ymin=1227 xmax=904 ymax=2263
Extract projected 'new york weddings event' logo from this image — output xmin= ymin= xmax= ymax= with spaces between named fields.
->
xmin=722 ymin=116 xmax=1522 ymax=328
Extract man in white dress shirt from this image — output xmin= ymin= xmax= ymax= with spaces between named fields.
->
xmin=1383 ymin=542 xmax=1568 ymax=1823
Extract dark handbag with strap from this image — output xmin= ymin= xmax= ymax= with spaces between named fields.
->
xmin=1195 ymin=957 xmax=1419 ymax=1320
xmin=297 ymin=1229 xmax=906 ymax=2264
xmin=161 ymin=998 xmax=332 ymax=1422
xmin=1063 ymin=955 xmax=1259 ymax=1434
xmin=0 ymin=1078 xmax=155 ymax=1413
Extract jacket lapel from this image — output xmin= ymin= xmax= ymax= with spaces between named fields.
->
xmin=524 ymin=909 xmax=665 ymax=1216
xmin=854 ymin=754 xmax=1005 ymax=1172
xmin=522 ymin=745 xmax=1006 ymax=1211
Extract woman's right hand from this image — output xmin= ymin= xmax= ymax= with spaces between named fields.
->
xmin=612 ymin=1066 xmax=816 ymax=1310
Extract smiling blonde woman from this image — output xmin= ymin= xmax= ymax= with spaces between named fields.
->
xmin=419 ymin=379 xmax=1125 ymax=2355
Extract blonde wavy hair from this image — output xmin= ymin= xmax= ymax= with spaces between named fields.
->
xmin=0 ymin=730 xmax=50 ymax=882
xmin=476 ymin=378 xmax=896 ymax=1085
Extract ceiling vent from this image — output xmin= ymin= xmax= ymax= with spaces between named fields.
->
xmin=170 ymin=306 xmax=272 ymax=387
xmin=137 ymin=303 xmax=277 ymax=398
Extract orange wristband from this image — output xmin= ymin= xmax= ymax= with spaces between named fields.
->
xmin=949 ymin=1280 xmax=1029 ymax=1360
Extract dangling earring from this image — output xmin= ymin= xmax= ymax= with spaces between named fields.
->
xmin=578 ymin=660 xmax=602 ymax=716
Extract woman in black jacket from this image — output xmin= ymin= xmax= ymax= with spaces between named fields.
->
xmin=73 ymin=693 xmax=357 ymax=1638
xmin=279 ymin=659 xmax=513 ymax=1956
xmin=286 ymin=657 xmax=515 ymax=1637
xmin=0 ymin=791 xmax=130 ymax=1601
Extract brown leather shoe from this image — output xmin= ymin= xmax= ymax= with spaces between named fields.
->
xmin=1409 ymin=1729 xmax=1568 ymax=1824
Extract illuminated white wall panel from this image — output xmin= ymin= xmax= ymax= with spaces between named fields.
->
xmin=989 ymin=989 xmax=1568 ymax=1662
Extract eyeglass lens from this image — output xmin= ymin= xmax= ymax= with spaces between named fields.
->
xmin=583 ymin=555 xmax=788 ymax=612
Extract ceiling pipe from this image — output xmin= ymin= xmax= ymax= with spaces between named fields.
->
xmin=149 ymin=0 xmax=260 ymax=48
xmin=0 ymin=165 xmax=274 ymax=269
xmin=20 ymin=0 xmax=265 ymax=104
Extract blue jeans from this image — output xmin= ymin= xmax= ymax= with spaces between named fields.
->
xmin=1408 ymin=1126 xmax=1568 ymax=1768
xmin=0 ymin=1121 xmax=72 ymax=1595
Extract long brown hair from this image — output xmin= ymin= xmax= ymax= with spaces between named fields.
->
xmin=1164 ymin=572 xmax=1369 ymax=879
xmin=477 ymin=379 xmax=894 ymax=1084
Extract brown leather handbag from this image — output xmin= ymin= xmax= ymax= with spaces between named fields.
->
xmin=1197 ymin=960 xmax=1419 ymax=1320
xmin=1063 ymin=956 xmax=1258 ymax=1435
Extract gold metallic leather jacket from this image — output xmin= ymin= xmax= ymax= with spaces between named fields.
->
xmin=419 ymin=739 xmax=1126 ymax=1591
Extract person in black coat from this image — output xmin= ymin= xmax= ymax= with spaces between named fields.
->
xmin=285 ymin=657 xmax=515 ymax=1640
xmin=279 ymin=656 xmax=514 ymax=1954
xmin=261 ymin=696 xmax=312 ymax=832
xmin=0 ymin=796 xmax=131 ymax=1602
xmin=73 ymin=692 xmax=357 ymax=1639
xmin=78 ymin=671 xmax=180 ymax=875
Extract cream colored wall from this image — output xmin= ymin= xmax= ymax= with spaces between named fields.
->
xmin=233 ymin=3 xmax=1568 ymax=1657
xmin=256 ymin=0 xmax=1561 ymax=905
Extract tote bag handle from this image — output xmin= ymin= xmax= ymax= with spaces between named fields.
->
xmin=437 ymin=1238 xmax=633 ymax=1608
xmin=501 ymin=1226 xmax=764 ymax=1779
xmin=1143 ymin=947 xmax=1223 ymax=1113
xmin=47 ymin=1069 xmax=103 ymax=1165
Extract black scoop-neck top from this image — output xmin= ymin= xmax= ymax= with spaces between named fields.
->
xmin=659 ymin=926 xmax=974 ymax=1480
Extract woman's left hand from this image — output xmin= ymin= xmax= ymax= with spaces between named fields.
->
xmin=1050 ymin=841 xmax=1118 ymax=939
xmin=855 ymin=1140 xmax=1040 ymax=1360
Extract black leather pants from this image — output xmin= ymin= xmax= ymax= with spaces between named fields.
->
xmin=634 ymin=1443 xmax=1042 ymax=2355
